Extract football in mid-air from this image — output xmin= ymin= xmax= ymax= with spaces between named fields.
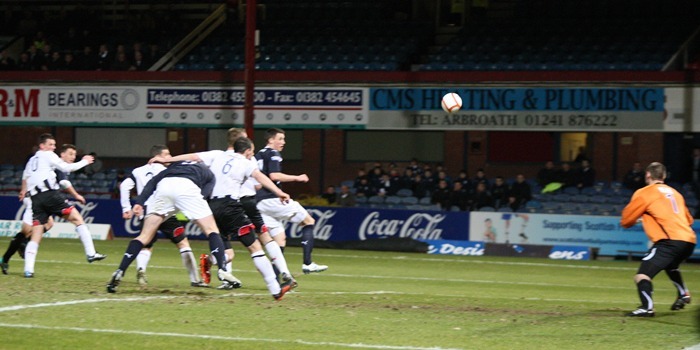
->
xmin=441 ymin=92 xmax=462 ymax=113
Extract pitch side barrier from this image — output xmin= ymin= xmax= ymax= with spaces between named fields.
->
xmin=4 ymin=195 xmax=700 ymax=260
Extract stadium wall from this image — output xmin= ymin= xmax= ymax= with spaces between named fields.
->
xmin=0 ymin=70 xmax=696 ymax=194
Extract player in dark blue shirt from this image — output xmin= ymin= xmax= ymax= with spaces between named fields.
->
xmin=255 ymin=128 xmax=328 ymax=274
xmin=107 ymin=161 xmax=241 ymax=293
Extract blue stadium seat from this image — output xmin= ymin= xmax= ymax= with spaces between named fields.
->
xmin=368 ymin=196 xmax=385 ymax=204
xmin=385 ymin=196 xmax=402 ymax=205
xmin=401 ymin=196 xmax=419 ymax=205
xmin=396 ymin=188 xmax=413 ymax=197
xmin=419 ymin=197 xmax=432 ymax=205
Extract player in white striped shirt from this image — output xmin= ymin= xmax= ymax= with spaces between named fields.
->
xmin=22 ymin=134 xmax=106 ymax=278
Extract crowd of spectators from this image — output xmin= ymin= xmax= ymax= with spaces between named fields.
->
xmin=321 ymin=160 xmax=536 ymax=212
xmin=0 ymin=32 xmax=162 ymax=72
xmin=0 ymin=5 xmax=190 ymax=72
xmin=317 ymin=157 xmax=658 ymax=213
xmin=536 ymin=159 xmax=597 ymax=191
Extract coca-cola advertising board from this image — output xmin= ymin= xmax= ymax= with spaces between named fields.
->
xmin=0 ymin=196 xmax=471 ymax=242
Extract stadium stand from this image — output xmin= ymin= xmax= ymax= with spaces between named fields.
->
xmin=3 ymin=0 xmax=699 ymax=72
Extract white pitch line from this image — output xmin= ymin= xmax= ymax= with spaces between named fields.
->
xmin=0 ymin=322 xmax=463 ymax=350
xmin=0 ymin=296 xmax=175 ymax=313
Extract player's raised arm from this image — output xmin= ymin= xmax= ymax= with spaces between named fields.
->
xmin=252 ymin=169 xmax=290 ymax=202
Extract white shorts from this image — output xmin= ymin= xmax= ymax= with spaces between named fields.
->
xmin=147 ymin=178 xmax=212 ymax=221
xmin=22 ymin=197 xmax=33 ymax=226
xmin=256 ymin=198 xmax=307 ymax=237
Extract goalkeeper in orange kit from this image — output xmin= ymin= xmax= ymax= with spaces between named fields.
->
xmin=620 ymin=162 xmax=697 ymax=317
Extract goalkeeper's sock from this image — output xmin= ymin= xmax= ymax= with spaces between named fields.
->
xmin=636 ymin=279 xmax=654 ymax=309
xmin=666 ymin=269 xmax=688 ymax=298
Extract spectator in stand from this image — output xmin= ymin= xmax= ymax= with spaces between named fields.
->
xmin=412 ymin=174 xmax=429 ymax=198
xmin=39 ymin=45 xmax=53 ymax=69
xmin=27 ymin=45 xmax=43 ymax=70
xmin=0 ymin=50 xmax=16 ymax=70
xmin=421 ymin=169 xmax=436 ymax=195
xmin=434 ymin=164 xmax=448 ymax=179
xmin=537 ymin=161 xmax=558 ymax=187
xmin=376 ymin=173 xmax=393 ymax=196
xmin=354 ymin=177 xmax=376 ymax=198
xmin=472 ymin=168 xmax=490 ymax=189
xmin=508 ymin=174 xmax=532 ymax=211
xmin=490 ymin=176 xmax=509 ymax=209
xmin=574 ymin=146 xmax=589 ymax=164
xmin=147 ymin=43 xmax=161 ymax=66
xmin=431 ymin=180 xmax=452 ymax=210
xmin=132 ymin=51 xmax=148 ymax=71
xmin=471 ymin=182 xmax=494 ymax=211
xmin=388 ymin=168 xmax=403 ymax=193
xmin=577 ymin=160 xmax=596 ymax=189
xmin=455 ymin=170 xmax=470 ymax=191
xmin=449 ymin=181 xmax=470 ymax=211
xmin=96 ymin=44 xmax=112 ymax=70
xmin=32 ymin=31 xmax=48 ymax=51
xmin=368 ymin=165 xmax=385 ymax=188
xmin=16 ymin=52 xmax=32 ymax=70
xmin=111 ymin=52 xmax=133 ymax=71
xmin=353 ymin=168 xmax=367 ymax=189
xmin=623 ymin=162 xmax=646 ymax=191
xmin=77 ymin=45 xmax=97 ymax=70
xmin=321 ymin=185 xmax=336 ymax=205
xmin=436 ymin=170 xmax=452 ymax=187
xmin=44 ymin=51 xmax=63 ymax=70
xmin=60 ymin=52 xmax=78 ymax=70
xmin=558 ymin=162 xmax=577 ymax=188
xmin=336 ymin=185 xmax=356 ymax=207
xmin=407 ymin=158 xmax=422 ymax=176
xmin=400 ymin=168 xmax=415 ymax=191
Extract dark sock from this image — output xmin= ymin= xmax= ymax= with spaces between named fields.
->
xmin=666 ymin=269 xmax=686 ymax=296
xmin=301 ymin=225 xmax=314 ymax=265
xmin=637 ymin=279 xmax=653 ymax=309
xmin=118 ymin=240 xmax=144 ymax=272
xmin=208 ymin=233 xmax=227 ymax=271
xmin=272 ymin=246 xmax=285 ymax=276
xmin=3 ymin=232 xmax=27 ymax=263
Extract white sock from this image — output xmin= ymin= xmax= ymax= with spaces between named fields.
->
xmin=24 ymin=241 xmax=39 ymax=274
xmin=180 ymin=248 xmax=198 ymax=283
xmin=76 ymin=224 xmax=96 ymax=256
xmin=265 ymin=240 xmax=291 ymax=276
xmin=251 ymin=250 xmax=280 ymax=295
xmin=136 ymin=249 xmax=152 ymax=271
xmin=209 ymin=254 xmax=217 ymax=265
xmin=226 ymin=261 xmax=233 ymax=274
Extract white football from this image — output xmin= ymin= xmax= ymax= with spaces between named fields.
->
xmin=441 ymin=92 xmax=462 ymax=113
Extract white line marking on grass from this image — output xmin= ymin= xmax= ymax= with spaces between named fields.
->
xmin=0 ymin=323 xmax=463 ymax=350
xmin=0 ymin=296 xmax=175 ymax=313
xmin=312 ymin=253 xmax=700 ymax=273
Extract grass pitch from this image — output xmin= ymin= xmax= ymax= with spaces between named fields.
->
xmin=0 ymin=237 xmax=699 ymax=349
